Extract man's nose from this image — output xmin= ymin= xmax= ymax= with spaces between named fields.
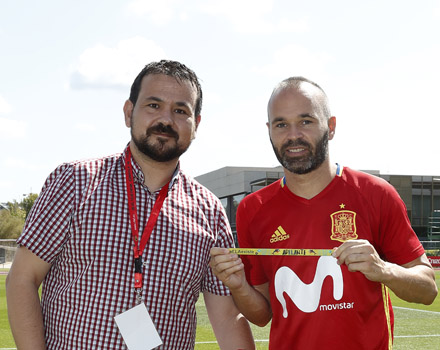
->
xmin=157 ymin=107 xmax=174 ymax=125
xmin=286 ymin=125 xmax=304 ymax=140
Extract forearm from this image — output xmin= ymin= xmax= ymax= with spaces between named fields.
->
xmin=382 ymin=262 xmax=438 ymax=305
xmin=204 ymin=293 xmax=255 ymax=349
xmin=214 ymin=313 xmax=255 ymax=350
xmin=230 ymin=284 xmax=272 ymax=327
xmin=6 ymin=278 xmax=46 ymax=349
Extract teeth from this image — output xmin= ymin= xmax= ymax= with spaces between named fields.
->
xmin=288 ymin=148 xmax=304 ymax=153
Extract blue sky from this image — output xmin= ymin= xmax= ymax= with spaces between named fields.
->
xmin=1 ymin=0 xmax=440 ymax=202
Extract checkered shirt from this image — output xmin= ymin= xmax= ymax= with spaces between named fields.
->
xmin=17 ymin=146 xmax=233 ymax=349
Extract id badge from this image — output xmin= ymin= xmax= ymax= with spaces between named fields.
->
xmin=114 ymin=303 xmax=163 ymax=349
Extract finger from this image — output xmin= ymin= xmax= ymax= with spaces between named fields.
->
xmin=210 ymin=247 xmax=231 ymax=257
xmin=221 ymin=262 xmax=245 ymax=278
xmin=334 ymin=241 xmax=372 ymax=263
xmin=210 ymin=258 xmax=242 ymax=274
xmin=345 ymin=261 xmax=368 ymax=273
xmin=342 ymin=252 xmax=368 ymax=265
xmin=211 ymin=261 xmax=245 ymax=285
xmin=210 ymin=253 xmax=240 ymax=269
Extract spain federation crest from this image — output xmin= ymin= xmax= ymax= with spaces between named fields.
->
xmin=330 ymin=210 xmax=358 ymax=242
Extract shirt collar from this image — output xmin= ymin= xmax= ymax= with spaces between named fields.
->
xmin=123 ymin=144 xmax=180 ymax=192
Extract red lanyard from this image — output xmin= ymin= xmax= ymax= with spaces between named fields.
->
xmin=125 ymin=147 xmax=169 ymax=302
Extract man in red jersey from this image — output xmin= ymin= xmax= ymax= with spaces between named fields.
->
xmin=210 ymin=76 xmax=438 ymax=349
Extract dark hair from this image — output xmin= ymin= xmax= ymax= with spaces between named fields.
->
xmin=270 ymin=76 xmax=331 ymax=119
xmin=129 ymin=60 xmax=203 ymax=116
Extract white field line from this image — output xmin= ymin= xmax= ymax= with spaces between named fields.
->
xmin=393 ymin=306 xmax=440 ymax=315
xmin=195 ymin=340 xmax=269 ymax=344
xmin=2 ymin=333 xmax=440 ymax=349
xmin=395 ymin=335 xmax=440 ymax=338
xmin=2 ymin=308 xmax=438 ymax=349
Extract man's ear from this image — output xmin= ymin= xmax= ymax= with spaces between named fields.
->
xmin=123 ymin=100 xmax=134 ymax=128
xmin=328 ymin=116 xmax=336 ymax=140
xmin=195 ymin=115 xmax=201 ymax=130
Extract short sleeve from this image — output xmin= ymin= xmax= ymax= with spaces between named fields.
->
xmin=375 ymin=183 xmax=425 ymax=265
xmin=17 ymin=163 xmax=75 ymax=263
xmin=201 ymin=203 xmax=234 ymax=296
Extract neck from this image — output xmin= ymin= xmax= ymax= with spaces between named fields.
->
xmin=284 ymin=160 xmax=337 ymax=199
xmin=129 ymin=141 xmax=178 ymax=192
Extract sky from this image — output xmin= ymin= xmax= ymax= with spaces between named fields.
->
xmin=1 ymin=0 xmax=440 ymax=203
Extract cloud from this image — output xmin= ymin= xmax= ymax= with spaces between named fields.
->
xmin=126 ymin=0 xmax=307 ymax=33
xmin=126 ymin=0 xmax=184 ymax=25
xmin=200 ymin=0 xmax=308 ymax=34
xmin=252 ymin=44 xmax=332 ymax=80
xmin=0 ymin=95 xmax=12 ymax=114
xmin=275 ymin=17 xmax=309 ymax=33
xmin=69 ymin=37 xmax=167 ymax=90
xmin=75 ymin=122 xmax=96 ymax=132
xmin=0 ymin=117 xmax=27 ymax=140
xmin=201 ymin=0 xmax=273 ymax=33
xmin=3 ymin=157 xmax=39 ymax=172
xmin=435 ymin=2 xmax=440 ymax=19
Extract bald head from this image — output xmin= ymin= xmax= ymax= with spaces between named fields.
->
xmin=268 ymin=77 xmax=331 ymax=121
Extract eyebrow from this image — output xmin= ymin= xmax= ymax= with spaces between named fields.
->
xmin=271 ymin=113 xmax=316 ymax=123
xmin=143 ymin=96 xmax=163 ymax=103
xmin=143 ymin=96 xmax=192 ymax=110
xmin=298 ymin=113 xmax=316 ymax=119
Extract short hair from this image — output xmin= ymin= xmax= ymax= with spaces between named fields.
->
xmin=270 ymin=76 xmax=331 ymax=119
xmin=129 ymin=60 xmax=203 ymax=116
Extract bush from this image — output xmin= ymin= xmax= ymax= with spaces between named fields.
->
xmin=0 ymin=210 xmax=24 ymax=239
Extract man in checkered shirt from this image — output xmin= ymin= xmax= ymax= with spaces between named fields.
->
xmin=6 ymin=60 xmax=255 ymax=349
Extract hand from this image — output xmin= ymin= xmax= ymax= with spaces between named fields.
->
xmin=210 ymin=247 xmax=247 ymax=291
xmin=332 ymin=239 xmax=387 ymax=282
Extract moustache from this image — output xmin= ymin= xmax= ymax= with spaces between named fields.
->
xmin=281 ymin=139 xmax=311 ymax=151
xmin=147 ymin=123 xmax=179 ymax=140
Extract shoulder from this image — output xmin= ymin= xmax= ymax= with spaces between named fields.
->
xmin=239 ymin=179 xmax=282 ymax=212
xmin=42 ymin=152 xmax=123 ymax=193
xmin=68 ymin=152 xmax=123 ymax=174
xmin=340 ymin=167 xmax=395 ymax=194
xmin=178 ymin=170 xmax=224 ymax=208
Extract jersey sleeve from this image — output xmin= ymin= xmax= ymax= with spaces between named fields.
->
xmin=373 ymin=181 xmax=425 ymax=265
xmin=17 ymin=163 xmax=76 ymax=263
xmin=236 ymin=197 xmax=269 ymax=286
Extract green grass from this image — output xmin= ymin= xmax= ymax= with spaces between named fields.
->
xmin=194 ymin=271 xmax=440 ymax=350
xmin=0 ymin=270 xmax=15 ymax=348
xmin=1 ymin=270 xmax=439 ymax=349
xmin=388 ymin=270 xmax=440 ymax=350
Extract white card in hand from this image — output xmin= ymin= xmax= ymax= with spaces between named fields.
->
xmin=114 ymin=303 xmax=163 ymax=350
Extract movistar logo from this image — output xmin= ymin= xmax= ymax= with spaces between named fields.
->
xmin=270 ymin=225 xmax=290 ymax=243
xmin=274 ymin=256 xmax=344 ymax=315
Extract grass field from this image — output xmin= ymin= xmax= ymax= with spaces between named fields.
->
xmin=1 ymin=270 xmax=439 ymax=349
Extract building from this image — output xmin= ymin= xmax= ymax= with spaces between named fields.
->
xmin=195 ymin=166 xmax=440 ymax=241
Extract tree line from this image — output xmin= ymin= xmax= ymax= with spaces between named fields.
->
xmin=0 ymin=193 xmax=38 ymax=239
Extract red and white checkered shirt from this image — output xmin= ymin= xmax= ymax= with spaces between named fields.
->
xmin=17 ymin=146 xmax=233 ymax=349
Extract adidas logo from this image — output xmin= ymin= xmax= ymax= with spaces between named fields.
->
xmin=270 ymin=226 xmax=290 ymax=243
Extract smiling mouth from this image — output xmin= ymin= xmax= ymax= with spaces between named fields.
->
xmin=153 ymin=132 xmax=174 ymax=138
xmin=287 ymin=148 xmax=306 ymax=153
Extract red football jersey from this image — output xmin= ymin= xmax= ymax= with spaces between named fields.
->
xmin=237 ymin=166 xmax=424 ymax=350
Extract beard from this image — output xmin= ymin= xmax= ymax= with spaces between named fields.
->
xmin=131 ymin=122 xmax=189 ymax=162
xmin=271 ymin=131 xmax=329 ymax=175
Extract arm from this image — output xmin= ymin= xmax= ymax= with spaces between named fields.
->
xmin=6 ymin=246 xmax=52 ymax=349
xmin=210 ymin=247 xmax=272 ymax=327
xmin=332 ymin=239 xmax=438 ymax=305
xmin=203 ymin=292 xmax=255 ymax=349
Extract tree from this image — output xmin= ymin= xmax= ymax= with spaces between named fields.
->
xmin=21 ymin=193 xmax=38 ymax=219
xmin=0 ymin=210 xmax=24 ymax=239
xmin=0 ymin=193 xmax=38 ymax=239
